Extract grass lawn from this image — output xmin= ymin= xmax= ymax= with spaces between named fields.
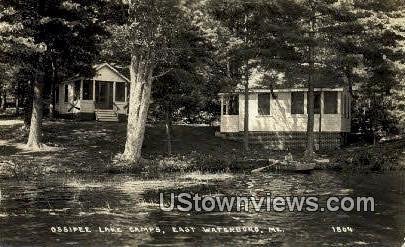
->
xmin=0 ymin=119 xmax=283 ymax=178
xmin=1 ymin=119 xmax=404 ymax=178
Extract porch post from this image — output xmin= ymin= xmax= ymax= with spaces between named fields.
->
xmin=224 ymin=95 xmax=228 ymax=115
xmin=92 ymin=79 xmax=96 ymax=101
xmin=80 ymin=79 xmax=83 ymax=100
xmin=68 ymin=83 xmax=74 ymax=101
xmin=125 ymin=82 xmax=128 ymax=102
xmin=113 ymin=81 xmax=116 ymax=102
xmin=337 ymin=91 xmax=341 ymax=114
xmin=220 ymin=95 xmax=224 ymax=116
xmin=320 ymin=90 xmax=324 ymax=132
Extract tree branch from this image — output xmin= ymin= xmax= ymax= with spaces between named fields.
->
xmin=152 ymin=68 xmax=173 ymax=80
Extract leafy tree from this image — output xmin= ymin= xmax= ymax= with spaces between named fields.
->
xmin=279 ymin=0 xmax=365 ymax=158
xmin=0 ymin=63 xmax=16 ymax=111
xmin=390 ymin=70 xmax=405 ymax=131
xmin=349 ymin=0 xmax=405 ymax=142
xmin=206 ymin=0 xmax=302 ymax=151
xmin=0 ymin=0 xmax=105 ymax=149
xmin=150 ymin=43 xmax=215 ymax=155
xmin=103 ymin=0 xmax=210 ymax=164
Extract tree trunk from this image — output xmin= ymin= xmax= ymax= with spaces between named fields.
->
xmin=122 ymin=54 xmax=154 ymax=164
xmin=318 ymin=89 xmax=322 ymax=149
xmin=346 ymin=68 xmax=353 ymax=97
xmin=50 ymin=61 xmax=57 ymax=119
xmin=305 ymin=8 xmax=315 ymax=160
xmin=165 ymin=110 xmax=172 ymax=156
xmin=24 ymin=81 xmax=33 ymax=127
xmin=49 ymin=81 xmax=55 ymax=119
xmin=15 ymin=80 xmax=20 ymax=116
xmin=27 ymin=80 xmax=44 ymax=149
xmin=243 ymin=81 xmax=249 ymax=152
xmin=15 ymin=98 xmax=19 ymax=116
xmin=243 ymin=14 xmax=250 ymax=152
xmin=1 ymin=91 xmax=6 ymax=110
xmin=306 ymin=82 xmax=315 ymax=158
xmin=305 ymin=17 xmax=315 ymax=160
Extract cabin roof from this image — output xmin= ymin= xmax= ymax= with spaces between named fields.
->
xmin=94 ymin=63 xmax=130 ymax=83
xmin=61 ymin=62 xmax=130 ymax=83
xmin=219 ymin=66 xmax=351 ymax=94
xmin=218 ymin=87 xmax=347 ymax=95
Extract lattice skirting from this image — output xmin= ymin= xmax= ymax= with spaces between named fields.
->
xmin=216 ymin=132 xmax=346 ymax=150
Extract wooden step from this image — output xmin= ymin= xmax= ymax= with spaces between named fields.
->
xmin=97 ymin=117 xmax=119 ymax=122
xmin=97 ymin=118 xmax=119 ymax=122
xmin=96 ymin=110 xmax=118 ymax=122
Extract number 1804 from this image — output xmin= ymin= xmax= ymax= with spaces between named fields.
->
xmin=331 ymin=226 xmax=354 ymax=233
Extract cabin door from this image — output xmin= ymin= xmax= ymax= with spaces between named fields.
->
xmin=95 ymin=81 xmax=113 ymax=109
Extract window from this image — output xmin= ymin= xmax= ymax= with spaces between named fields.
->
xmin=83 ymin=80 xmax=93 ymax=100
xmin=324 ymin=91 xmax=338 ymax=114
xmin=343 ymin=94 xmax=347 ymax=117
xmin=223 ymin=95 xmax=239 ymax=115
xmin=258 ymin=93 xmax=271 ymax=115
xmin=55 ymin=85 xmax=59 ymax=103
xmin=228 ymin=95 xmax=239 ymax=115
xmin=222 ymin=99 xmax=227 ymax=115
xmin=64 ymin=84 xmax=68 ymax=102
xmin=291 ymin=92 xmax=304 ymax=114
xmin=74 ymin=80 xmax=81 ymax=100
xmin=314 ymin=92 xmax=322 ymax=114
xmin=115 ymin=82 xmax=126 ymax=102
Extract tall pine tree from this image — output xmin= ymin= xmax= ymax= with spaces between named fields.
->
xmin=0 ymin=0 xmax=105 ymax=149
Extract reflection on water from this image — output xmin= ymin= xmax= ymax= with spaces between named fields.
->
xmin=0 ymin=171 xmax=404 ymax=246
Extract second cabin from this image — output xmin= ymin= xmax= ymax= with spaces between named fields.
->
xmin=218 ymin=87 xmax=352 ymax=150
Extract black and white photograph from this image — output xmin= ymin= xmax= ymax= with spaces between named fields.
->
xmin=0 ymin=0 xmax=404 ymax=246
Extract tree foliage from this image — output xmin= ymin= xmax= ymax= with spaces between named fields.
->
xmin=0 ymin=0 xmax=105 ymax=147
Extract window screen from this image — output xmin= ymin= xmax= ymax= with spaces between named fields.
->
xmin=115 ymin=82 xmax=126 ymax=102
xmin=74 ymin=81 xmax=81 ymax=100
xmin=258 ymin=93 xmax=271 ymax=115
xmin=55 ymin=85 xmax=59 ymax=103
xmin=64 ymin=85 xmax=68 ymax=102
xmin=228 ymin=95 xmax=239 ymax=115
xmin=324 ymin=91 xmax=338 ymax=114
xmin=291 ymin=92 xmax=304 ymax=114
xmin=314 ymin=92 xmax=321 ymax=114
xmin=82 ymin=80 xmax=93 ymax=100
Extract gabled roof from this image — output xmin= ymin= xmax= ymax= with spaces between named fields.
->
xmin=61 ymin=62 xmax=130 ymax=83
xmin=113 ymin=65 xmax=131 ymax=80
xmin=94 ymin=63 xmax=130 ymax=83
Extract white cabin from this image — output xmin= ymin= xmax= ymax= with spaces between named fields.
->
xmin=56 ymin=63 xmax=129 ymax=121
xmin=218 ymin=87 xmax=352 ymax=149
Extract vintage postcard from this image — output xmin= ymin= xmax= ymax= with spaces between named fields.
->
xmin=0 ymin=0 xmax=404 ymax=246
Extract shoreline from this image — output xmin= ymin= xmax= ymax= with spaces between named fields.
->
xmin=1 ymin=119 xmax=404 ymax=179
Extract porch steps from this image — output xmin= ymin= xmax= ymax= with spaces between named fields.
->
xmin=96 ymin=110 xmax=119 ymax=122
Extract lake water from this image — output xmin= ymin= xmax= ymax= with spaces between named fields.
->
xmin=0 ymin=171 xmax=404 ymax=246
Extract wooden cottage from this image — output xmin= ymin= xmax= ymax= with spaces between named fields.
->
xmin=218 ymin=87 xmax=352 ymax=150
xmin=56 ymin=63 xmax=129 ymax=122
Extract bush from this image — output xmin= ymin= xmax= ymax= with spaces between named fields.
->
xmin=339 ymin=146 xmax=401 ymax=172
